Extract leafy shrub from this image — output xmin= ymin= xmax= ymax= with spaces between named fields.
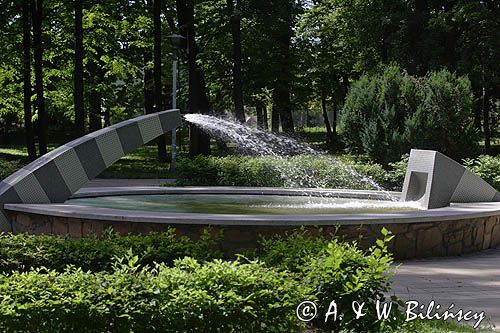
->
xmin=176 ymin=155 xmax=388 ymax=190
xmin=0 ymin=228 xmax=223 ymax=272
xmin=385 ymin=153 xmax=409 ymax=191
xmin=304 ymin=228 xmax=404 ymax=332
xmin=258 ymin=228 xmax=405 ymax=332
xmin=463 ymin=155 xmax=500 ymax=190
xmin=258 ymin=228 xmax=331 ymax=272
xmin=0 ymin=255 xmax=311 ymax=333
xmin=339 ymin=65 xmax=479 ymax=164
xmin=0 ymin=159 xmax=21 ymax=180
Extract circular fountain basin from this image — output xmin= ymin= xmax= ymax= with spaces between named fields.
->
xmin=5 ymin=187 xmax=500 ymax=259
xmin=66 ymin=194 xmax=421 ymax=215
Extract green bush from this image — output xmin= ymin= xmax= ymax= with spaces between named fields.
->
xmin=176 ymin=155 xmax=388 ymax=190
xmin=258 ymin=228 xmax=405 ymax=332
xmin=384 ymin=154 xmax=409 ymax=191
xmin=339 ymin=65 xmax=479 ymax=164
xmin=0 ymin=229 xmax=223 ymax=272
xmin=0 ymin=255 xmax=311 ymax=332
xmin=0 ymin=159 xmax=21 ymax=180
xmin=463 ymin=155 xmax=500 ymax=190
xmin=305 ymin=229 xmax=403 ymax=332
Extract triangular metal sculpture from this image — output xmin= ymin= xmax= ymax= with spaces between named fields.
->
xmin=401 ymin=149 xmax=500 ymax=209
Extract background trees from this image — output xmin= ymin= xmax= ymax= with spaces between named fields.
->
xmin=0 ymin=0 xmax=499 ymax=161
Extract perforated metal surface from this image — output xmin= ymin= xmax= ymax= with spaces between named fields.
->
xmin=451 ymin=171 xmax=497 ymax=203
xmin=53 ymin=148 xmax=90 ymax=193
xmin=138 ymin=115 xmax=163 ymax=144
xmin=402 ymin=149 xmax=500 ymax=208
xmin=95 ymin=129 xmax=124 ymax=167
xmin=12 ymin=173 xmax=50 ymax=204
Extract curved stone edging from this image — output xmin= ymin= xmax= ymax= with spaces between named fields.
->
xmin=4 ymin=187 xmax=500 ymax=258
xmin=0 ymin=109 xmax=181 ymax=231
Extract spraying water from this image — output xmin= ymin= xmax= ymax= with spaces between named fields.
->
xmin=184 ymin=113 xmax=398 ymax=201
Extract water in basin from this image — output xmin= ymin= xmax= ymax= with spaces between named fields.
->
xmin=66 ymin=194 xmax=420 ymax=215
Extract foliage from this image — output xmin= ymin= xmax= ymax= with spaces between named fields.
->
xmin=305 ymin=228 xmax=403 ymax=332
xmin=258 ymin=227 xmax=406 ymax=332
xmin=0 ymin=159 xmax=21 ymax=180
xmin=463 ymin=155 xmax=500 ymax=191
xmin=339 ymin=65 xmax=479 ymax=164
xmin=257 ymin=228 xmax=331 ymax=272
xmin=0 ymin=228 xmax=222 ymax=273
xmin=0 ymin=255 xmax=310 ymax=333
xmin=385 ymin=154 xmax=409 ymax=191
xmin=176 ymin=154 xmax=389 ymax=190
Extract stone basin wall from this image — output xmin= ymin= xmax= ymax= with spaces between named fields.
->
xmin=9 ymin=211 xmax=500 ymax=259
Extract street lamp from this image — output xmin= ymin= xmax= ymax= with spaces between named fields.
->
xmin=166 ymin=34 xmax=186 ymax=172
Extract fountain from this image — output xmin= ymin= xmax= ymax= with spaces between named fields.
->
xmin=1 ymin=110 xmax=500 ymax=259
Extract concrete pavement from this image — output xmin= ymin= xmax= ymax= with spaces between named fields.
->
xmin=391 ymin=248 xmax=500 ymax=330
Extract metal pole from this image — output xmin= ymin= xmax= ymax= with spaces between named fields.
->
xmin=170 ymin=49 xmax=178 ymax=171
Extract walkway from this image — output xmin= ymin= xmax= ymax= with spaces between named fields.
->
xmin=391 ymin=248 xmax=500 ymax=330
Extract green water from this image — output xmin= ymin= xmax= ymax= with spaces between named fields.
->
xmin=66 ymin=194 xmax=420 ymax=215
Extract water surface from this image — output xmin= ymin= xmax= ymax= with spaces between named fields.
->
xmin=66 ymin=194 xmax=420 ymax=215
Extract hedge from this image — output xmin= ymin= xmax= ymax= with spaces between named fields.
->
xmin=176 ymin=154 xmax=389 ymax=190
xmin=0 ymin=256 xmax=311 ymax=332
xmin=0 ymin=229 xmax=223 ymax=273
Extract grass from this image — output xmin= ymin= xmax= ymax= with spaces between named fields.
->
xmin=0 ymin=144 xmax=180 ymax=179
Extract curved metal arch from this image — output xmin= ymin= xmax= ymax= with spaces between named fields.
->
xmin=0 ymin=109 xmax=181 ymax=231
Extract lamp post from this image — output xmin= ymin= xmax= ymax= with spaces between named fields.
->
xmin=166 ymin=34 xmax=186 ymax=172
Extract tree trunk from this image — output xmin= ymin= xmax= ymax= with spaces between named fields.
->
xmin=22 ymin=0 xmax=36 ymax=161
xmin=256 ymin=100 xmax=263 ymax=129
xmin=154 ymin=0 xmax=167 ymax=162
xmin=32 ymin=0 xmax=47 ymax=155
xmin=482 ymin=87 xmax=491 ymax=153
xmin=412 ymin=0 xmax=429 ymax=75
xmin=227 ymin=0 xmax=245 ymax=123
xmin=321 ymin=94 xmax=334 ymax=147
xmin=331 ymin=96 xmax=337 ymax=139
xmin=262 ymin=104 xmax=268 ymax=131
xmin=86 ymin=59 xmax=100 ymax=131
xmin=143 ymin=51 xmax=154 ymax=114
xmin=176 ymin=0 xmax=211 ymax=157
xmin=342 ymin=74 xmax=350 ymax=101
xmin=272 ymin=0 xmax=294 ymax=133
xmin=74 ymin=0 xmax=85 ymax=137
xmin=273 ymin=89 xmax=294 ymax=133
xmin=271 ymin=104 xmax=279 ymax=132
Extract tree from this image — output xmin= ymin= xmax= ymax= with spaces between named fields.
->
xmin=154 ymin=0 xmax=167 ymax=162
xmin=227 ymin=0 xmax=244 ymax=123
xmin=32 ymin=0 xmax=47 ymax=155
xmin=22 ymin=0 xmax=36 ymax=160
xmin=74 ymin=0 xmax=85 ymax=137
xmin=176 ymin=0 xmax=211 ymax=157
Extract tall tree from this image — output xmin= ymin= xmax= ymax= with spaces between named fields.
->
xmin=87 ymin=58 xmax=102 ymax=131
xmin=176 ymin=0 xmax=211 ymax=157
xmin=22 ymin=0 xmax=36 ymax=160
xmin=32 ymin=0 xmax=47 ymax=155
xmin=271 ymin=1 xmax=294 ymax=133
xmin=74 ymin=0 xmax=84 ymax=137
xmin=227 ymin=0 xmax=245 ymax=123
xmin=154 ymin=0 xmax=167 ymax=162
